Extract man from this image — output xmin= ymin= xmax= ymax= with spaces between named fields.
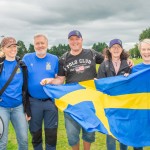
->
xmin=41 ymin=30 xmax=104 ymax=150
xmin=23 ymin=34 xmax=58 ymax=150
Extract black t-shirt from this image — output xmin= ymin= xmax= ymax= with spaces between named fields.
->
xmin=58 ymin=49 xmax=104 ymax=83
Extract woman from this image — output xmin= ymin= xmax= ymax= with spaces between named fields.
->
xmin=126 ymin=38 xmax=150 ymax=150
xmin=97 ymin=39 xmax=142 ymax=150
xmin=132 ymin=38 xmax=150 ymax=72
xmin=0 ymin=37 xmax=29 ymax=150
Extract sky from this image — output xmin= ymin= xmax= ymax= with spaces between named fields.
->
xmin=0 ymin=0 xmax=149 ymax=50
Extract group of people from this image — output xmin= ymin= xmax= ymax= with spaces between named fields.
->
xmin=0 ymin=30 xmax=149 ymax=150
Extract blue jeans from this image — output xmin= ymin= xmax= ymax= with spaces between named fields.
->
xmin=107 ymin=135 xmax=127 ymax=150
xmin=0 ymin=104 xmax=28 ymax=150
xmin=134 ymin=148 xmax=143 ymax=150
xmin=29 ymin=97 xmax=58 ymax=150
xmin=106 ymin=135 xmax=143 ymax=150
xmin=64 ymin=113 xmax=95 ymax=146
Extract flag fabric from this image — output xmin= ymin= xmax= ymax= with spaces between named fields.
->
xmin=43 ymin=68 xmax=150 ymax=147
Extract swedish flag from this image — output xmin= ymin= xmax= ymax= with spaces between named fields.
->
xmin=43 ymin=68 xmax=150 ymax=147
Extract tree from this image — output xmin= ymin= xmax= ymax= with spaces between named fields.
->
xmin=49 ymin=44 xmax=70 ymax=57
xmin=139 ymin=27 xmax=150 ymax=41
xmin=129 ymin=44 xmax=141 ymax=58
xmin=28 ymin=44 xmax=34 ymax=53
xmin=92 ymin=42 xmax=108 ymax=53
xmin=17 ymin=40 xmax=28 ymax=58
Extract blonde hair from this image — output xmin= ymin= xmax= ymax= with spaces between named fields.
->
xmin=138 ymin=38 xmax=150 ymax=50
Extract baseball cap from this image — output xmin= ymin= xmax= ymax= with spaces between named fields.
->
xmin=68 ymin=30 xmax=82 ymax=39
xmin=109 ymin=39 xmax=122 ymax=48
xmin=1 ymin=37 xmax=18 ymax=48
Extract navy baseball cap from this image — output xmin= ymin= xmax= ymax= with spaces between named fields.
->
xmin=68 ymin=30 xmax=82 ymax=39
xmin=109 ymin=39 xmax=122 ymax=48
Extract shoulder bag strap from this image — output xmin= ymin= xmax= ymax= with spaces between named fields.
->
xmin=0 ymin=63 xmax=19 ymax=96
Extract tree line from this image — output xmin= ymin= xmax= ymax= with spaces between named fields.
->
xmin=17 ymin=40 xmax=108 ymax=58
xmin=4 ymin=27 xmax=150 ymax=58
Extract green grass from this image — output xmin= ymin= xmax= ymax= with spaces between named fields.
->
xmin=132 ymin=58 xmax=143 ymax=65
xmin=7 ymin=58 xmax=150 ymax=150
xmin=7 ymin=111 xmax=150 ymax=149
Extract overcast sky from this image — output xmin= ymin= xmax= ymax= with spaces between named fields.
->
xmin=0 ymin=0 xmax=149 ymax=50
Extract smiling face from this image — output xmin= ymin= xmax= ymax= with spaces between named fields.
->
xmin=2 ymin=45 xmax=17 ymax=61
xmin=34 ymin=35 xmax=48 ymax=58
xmin=140 ymin=42 xmax=150 ymax=64
xmin=68 ymin=36 xmax=83 ymax=53
xmin=109 ymin=44 xmax=123 ymax=59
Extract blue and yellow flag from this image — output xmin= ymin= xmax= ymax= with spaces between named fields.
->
xmin=43 ymin=68 xmax=150 ymax=147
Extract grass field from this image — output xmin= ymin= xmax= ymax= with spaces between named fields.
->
xmin=7 ymin=112 xmax=150 ymax=150
xmin=6 ymin=58 xmax=150 ymax=149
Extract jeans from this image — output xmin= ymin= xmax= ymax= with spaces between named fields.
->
xmin=133 ymin=147 xmax=143 ymax=150
xmin=106 ymin=135 xmax=143 ymax=150
xmin=107 ymin=135 xmax=127 ymax=150
xmin=64 ymin=113 xmax=95 ymax=146
xmin=0 ymin=104 xmax=28 ymax=150
xmin=29 ymin=97 xmax=58 ymax=150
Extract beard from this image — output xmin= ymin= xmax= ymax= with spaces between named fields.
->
xmin=35 ymin=49 xmax=47 ymax=58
